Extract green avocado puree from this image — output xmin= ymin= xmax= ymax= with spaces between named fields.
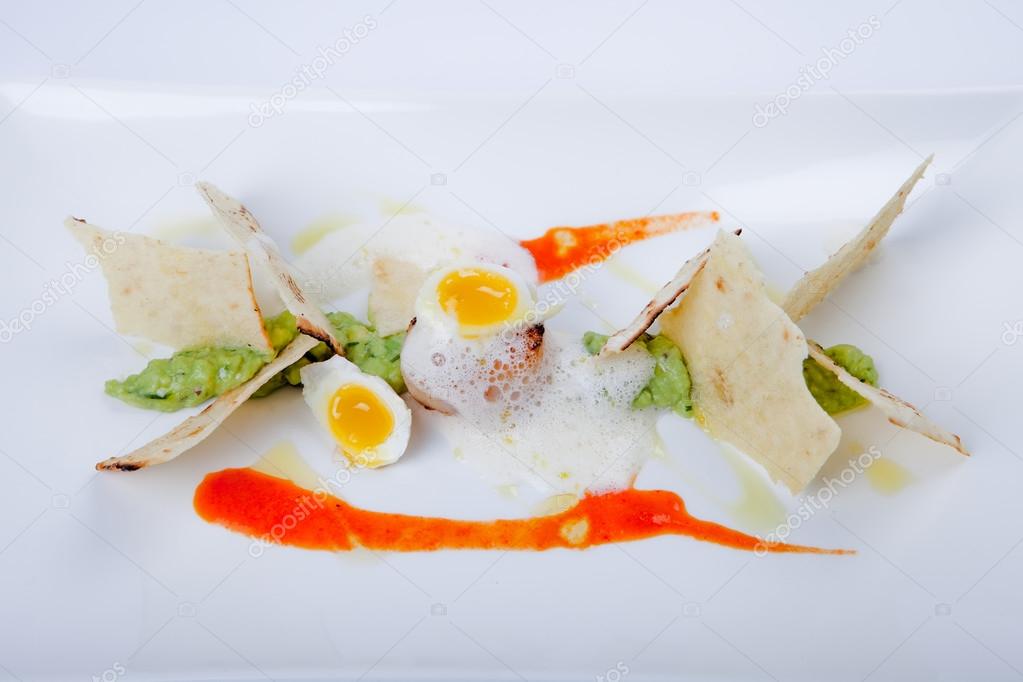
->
xmin=107 ymin=305 xmax=874 ymax=419
xmin=104 ymin=346 xmax=270 ymax=412
xmin=802 ymin=343 xmax=878 ymax=415
xmin=105 ymin=310 xmax=405 ymax=412
xmin=252 ymin=311 xmax=405 ymax=398
xmin=583 ymin=333 xmax=877 ymax=418
xmin=583 ymin=331 xmax=694 ymax=417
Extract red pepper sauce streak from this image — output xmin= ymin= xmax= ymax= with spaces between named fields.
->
xmin=521 ymin=211 xmax=720 ymax=284
xmin=194 ymin=468 xmax=849 ymax=555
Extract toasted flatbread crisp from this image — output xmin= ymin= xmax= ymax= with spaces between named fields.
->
xmin=601 ymin=232 xmax=748 ymax=355
xmin=66 ymin=218 xmax=271 ymax=353
xmin=601 ymin=230 xmax=741 ymax=354
xmin=807 ymin=343 xmax=968 ymax=457
xmin=368 ymin=256 xmax=427 ymax=336
xmin=782 ymin=155 xmax=932 ymax=322
xmin=602 ymin=248 xmax=709 ymax=354
xmin=659 ymin=231 xmax=841 ymax=493
xmin=96 ymin=335 xmax=319 ymax=471
xmin=196 ymin=182 xmax=344 ymax=356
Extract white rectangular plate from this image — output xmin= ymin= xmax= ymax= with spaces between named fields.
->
xmin=2 ymin=2 xmax=1022 ymax=680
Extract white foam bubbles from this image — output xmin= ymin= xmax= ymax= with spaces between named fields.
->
xmin=402 ymin=321 xmax=657 ymax=494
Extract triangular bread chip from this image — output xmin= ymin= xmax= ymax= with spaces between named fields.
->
xmin=96 ymin=335 xmax=318 ymax=471
xmin=659 ymin=231 xmax=841 ymax=493
xmin=66 ymin=218 xmax=271 ymax=353
xmin=196 ymin=182 xmax=343 ymax=355
xmin=368 ymin=256 xmax=426 ymax=336
xmin=782 ymin=156 xmax=931 ymax=321
xmin=807 ymin=343 xmax=968 ymax=456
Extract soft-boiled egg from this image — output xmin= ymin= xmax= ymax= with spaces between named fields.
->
xmin=414 ymin=261 xmax=535 ymax=339
xmin=401 ymin=259 xmax=658 ymax=493
xmin=295 ymin=213 xmax=539 ymax=305
xmin=402 ymin=261 xmax=540 ymax=413
xmin=300 ymin=356 xmax=411 ymax=468
xmin=402 ymin=319 xmax=657 ymax=493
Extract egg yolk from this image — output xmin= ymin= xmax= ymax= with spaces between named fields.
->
xmin=328 ymin=384 xmax=394 ymax=454
xmin=437 ymin=268 xmax=518 ymax=328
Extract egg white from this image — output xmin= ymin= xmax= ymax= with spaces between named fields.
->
xmin=402 ymin=306 xmax=657 ymax=493
xmin=414 ymin=261 xmax=537 ymax=340
xmin=296 ymin=213 xmax=538 ymax=305
xmin=300 ymin=355 xmax=412 ymax=468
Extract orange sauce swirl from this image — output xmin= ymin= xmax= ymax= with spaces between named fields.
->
xmin=195 ymin=467 xmax=847 ymax=555
xmin=521 ymin=211 xmax=719 ymax=283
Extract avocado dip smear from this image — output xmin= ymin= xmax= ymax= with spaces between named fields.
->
xmin=802 ymin=343 xmax=878 ymax=415
xmin=583 ymin=331 xmax=694 ymax=417
xmin=583 ymin=332 xmax=877 ymax=418
xmin=106 ymin=307 xmax=873 ymax=417
xmin=252 ymin=311 xmax=405 ymax=398
xmin=105 ymin=311 xmax=405 ymax=411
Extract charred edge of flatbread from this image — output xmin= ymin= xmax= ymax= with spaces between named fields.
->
xmin=296 ymin=315 xmax=340 ymax=350
xmin=602 ymin=229 xmax=741 ymax=354
xmin=95 ymin=335 xmax=319 ymax=471
xmin=102 ymin=460 xmax=144 ymax=472
xmin=875 ymin=384 xmax=968 ymax=455
xmin=243 ymin=253 xmax=273 ymax=351
xmin=97 ymin=417 xmax=213 ymax=471
xmin=282 ymin=271 xmax=306 ymax=304
xmin=283 ymin=269 xmax=343 ymax=355
xmin=234 ymin=205 xmax=260 ymax=234
xmin=196 ymin=181 xmax=344 ymax=356
xmin=95 ymin=404 xmax=216 ymax=472
xmin=606 ymin=256 xmax=707 ymax=353
xmin=807 ymin=342 xmax=969 ymax=457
